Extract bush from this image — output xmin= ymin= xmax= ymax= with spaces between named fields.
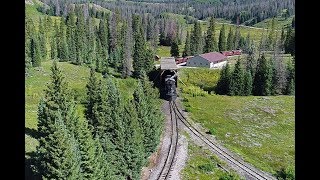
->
xmin=208 ymin=127 xmax=216 ymax=135
xmin=219 ymin=173 xmax=240 ymax=180
xmin=181 ymin=85 xmax=208 ymax=97
xmin=198 ymin=163 xmax=215 ymax=173
xmin=275 ymin=166 xmax=295 ymax=180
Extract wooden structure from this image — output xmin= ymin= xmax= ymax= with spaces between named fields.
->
xmin=160 ymin=57 xmax=178 ymax=87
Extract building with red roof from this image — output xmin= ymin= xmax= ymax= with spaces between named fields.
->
xmin=186 ymin=52 xmax=227 ymax=69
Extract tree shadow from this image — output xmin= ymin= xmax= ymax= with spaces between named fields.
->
xmin=25 ymin=152 xmax=41 ymax=180
xmin=25 ymin=127 xmax=39 ymax=139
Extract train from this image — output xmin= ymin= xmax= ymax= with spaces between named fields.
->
xmin=164 ymin=74 xmax=177 ymax=101
xmin=220 ymin=50 xmax=242 ymax=56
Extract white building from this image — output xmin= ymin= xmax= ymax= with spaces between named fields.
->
xmin=186 ymin=52 xmax=227 ymax=69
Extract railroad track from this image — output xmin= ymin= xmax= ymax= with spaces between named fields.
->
xmin=172 ymin=101 xmax=275 ymax=180
xmin=156 ymin=101 xmax=179 ymax=180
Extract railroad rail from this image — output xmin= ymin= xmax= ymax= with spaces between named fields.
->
xmin=156 ymin=101 xmax=179 ymax=180
xmin=172 ymin=101 xmax=275 ymax=180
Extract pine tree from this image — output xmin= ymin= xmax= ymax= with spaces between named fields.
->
xmin=234 ymin=25 xmax=241 ymax=49
xmin=50 ymin=31 xmax=58 ymax=60
xmin=226 ymin=27 xmax=234 ymax=50
xmin=253 ymin=55 xmax=273 ymax=96
xmin=123 ymin=100 xmax=145 ymax=180
xmin=35 ymin=111 xmax=81 ymax=179
xmin=93 ymin=136 xmax=114 ymax=179
xmin=190 ymin=21 xmax=202 ymax=55
xmin=216 ymin=63 xmax=231 ymax=95
xmin=170 ymin=38 xmax=180 ymax=57
xmin=279 ymin=28 xmax=285 ymax=51
xmin=85 ymin=67 xmax=100 ymax=130
xmin=204 ymin=17 xmax=217 ymax=53
xmin=132 ymin=14 xmax=148 ymax=77
xmin=285 ymin=59 xmax=295 ymax=95
xmin=229 ymin=58 xmax=244 ymax=96
xmin=122 ymin=18 xmax=133 ymax=78
xmin=57 ymin=19 xmax=69 ymax=61
xmin=66 ymin=11 xmax=77 ymax=61
xmin=30 ymin=35 xmax=42 ymax=67
xmin=183 ymin=30 xmax=191 ymax=57
xmin=98 ymin=16 xmax=109 ymax=53
xmin=35 ymin=61 xmax=82 ymax=179
xmin=38 ymin=18 xmax=48 ymax=61
xmin=74 ymin=8 xmax=86 ymax=65
xmin=243 ymin=70 xmax=253 ymax=96
xmin=218 ymin=24 xmax=226 ymax=51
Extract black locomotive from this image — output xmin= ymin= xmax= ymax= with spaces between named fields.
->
xmin=164 ymin=74 xmax=177 ymax=101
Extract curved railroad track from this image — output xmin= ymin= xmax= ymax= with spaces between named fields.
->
xmin=156 ymin=101 xmax=179 ymax=180
xmin=172 ymin=101 xmax=275 ymax=180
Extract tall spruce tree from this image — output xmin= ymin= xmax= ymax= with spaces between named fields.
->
xmin=285 ymin=59 xmax=295 ymax=95
xmin=123 ymin=100 xmax=145 ymax=180
xmin=30 ymin=35 xmax=42 ymax=67
xmin=218 ymin=24 xmax=226 ymax=51
xmin=226 ymin=27 xmax=234 ymax=50
xmin=229 ymin=58 xmax=244 ymax=96
xmin=216 ymin=63 xmax=231 ymax=94
xmin=183 ymin=30 xmax=191 ymax=57
xmin=35 ymin=110 xmax=81 ymax=179
xmin=170 ymin=38 xmax=180 ymax=57
xmin=66 ymin=11 xmax=77 ymax=61
xmin=243 ymin=70 xmax=253 ymax=96
xmin=132 ymin=14 xmax=148 ymax=77
xmin=204 ymin=17 xmax=217 ymax=53
xmin=35 ymin=61 xmax=82 ymax=179
xmin=253 ymin=55 xmax=273 ymax=96
xmin=190 ymin=21 xmax=202 ymax=55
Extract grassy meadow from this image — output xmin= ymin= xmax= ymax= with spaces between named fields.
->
xmin=177 ymin=67 xmax=295 ymax=175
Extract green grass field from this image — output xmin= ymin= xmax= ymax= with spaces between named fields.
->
xmin=180 ymin=94 xmax=295 ymax=175
xmin=253 ymin=16 xmax=294 ymax=29
xmin=182 ymin=132 xmax=242 ymax=180
xmin=25 ymin=61 xmax=137 ymax=155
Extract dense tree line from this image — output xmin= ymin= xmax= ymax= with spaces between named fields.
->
xmin=25 ymin=5 xmax=156 ymax=77
xmin=215 ymin=54 xmax=295 ymax=96
xmin=33 ymin=61 xmax=163 ymax=179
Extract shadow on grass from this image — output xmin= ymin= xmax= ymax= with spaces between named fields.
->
xmin=25 ymin=152 xmax=41 ymax=180
xmin=25 ymin=127 xmax=39 ymax=139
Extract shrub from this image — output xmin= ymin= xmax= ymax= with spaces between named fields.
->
xmin=198 ymin=163 xmax=215 ymax=173
xmin=275 ymin=166 xmax=295 ymax=180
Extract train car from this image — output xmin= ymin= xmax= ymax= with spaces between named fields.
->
xmin=232 ymin=50 xmax=242 ymax=55
xmin=221 ymin=51 xmax=234 ymax=56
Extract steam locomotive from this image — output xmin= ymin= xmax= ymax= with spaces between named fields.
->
xmin=164 ymin=74 xmax=177 ymax=101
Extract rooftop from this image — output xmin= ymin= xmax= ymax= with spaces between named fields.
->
xmin=160 ymin=57 xmax=178 ymax=70
xmin=199 ymin=52 xmax=227 ymax=62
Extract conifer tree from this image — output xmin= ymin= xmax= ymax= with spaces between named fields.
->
xmin=267 ymin=17 xmax=276 ymax=50
xmin=204 ymin=17 xmax=217 ymax=53
xmin=226 ymin=27 xmax=234 ymax=50
xmin=243 ymin=70 xmax=253 ymax=96
xmin=170 ymin=38 xmax=179 ymax=57
xmin=182 ymin=30 xmax=191 ymax=57
xmin=35 ymin=61 xmax=82 ymax=179
xmin=218 ymin=24 xmax=226 ymax=51
xmin=279 ymin=28 xmax=285 ymax=51
xmin=93 ymin=136 xmax=114 ymax=179
xmin=50 ymin=33 xmax=58 ymax=60
xmin=123 ymin=100 xmax=145 ymax=180
xmin=285 ymin=59 xmax=295 ymax=95
xmin=216 ymin=63 xmax=231 ymax=94
xmin=35 ymin=111 xmax=81 ymax=179
xmin=253 ymin=55 xmax=273 ymax=96
xmin=85 ymin=67 xmax=100 ymax=131
xmin=30 ymin=36 xmax=42 ymax=67
xmin=38 ymin=18 xmax=48 ymax=60
xmin=58 ymin=19 xmax=69 ymax=61
xmin=66 ymin=11 xmax=77 ymax=61
xmin=234 ymin=25 xmax=241 ymax=49
xmin=229 ymin=58 xmax=244 ymax=96
xmin=190 ymin=21 xmax=202 ymax=55
xmin=132 ymin=14 xmax=148 ymax=77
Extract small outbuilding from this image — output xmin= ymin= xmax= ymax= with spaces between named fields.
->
xmin=186 ymin=52 xmax=227 ymax=69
